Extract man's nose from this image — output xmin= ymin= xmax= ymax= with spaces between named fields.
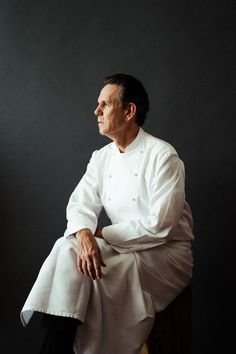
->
xmin=94 ymin=104 xmax=102 ymax=116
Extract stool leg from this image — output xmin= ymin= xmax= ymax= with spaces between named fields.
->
xmin=147 ymin=285 xmax=192 ymax=354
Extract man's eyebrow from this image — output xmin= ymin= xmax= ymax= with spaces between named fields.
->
xmin=97 ymin=98 xmax=112 ymax=104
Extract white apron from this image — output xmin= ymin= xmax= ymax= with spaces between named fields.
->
xmin=21 ymin=236 xmax=192 ymax=354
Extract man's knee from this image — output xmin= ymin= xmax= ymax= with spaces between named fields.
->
xmin=53 ymin=236 xmax=76 ymax=250
xmin=50 ymin=237 xmax=77 ymax=263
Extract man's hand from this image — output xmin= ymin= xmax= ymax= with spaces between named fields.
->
xmin=75 ymin=228 xmax=106 ymax=280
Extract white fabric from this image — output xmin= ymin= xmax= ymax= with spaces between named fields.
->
xmin=21 ymin=128 xmax=194 ymax=354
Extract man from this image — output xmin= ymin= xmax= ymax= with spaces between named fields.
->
xmin=21 ymin=73 xmax=194 ymax=354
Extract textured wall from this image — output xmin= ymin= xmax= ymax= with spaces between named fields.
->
xmin=1 ymin=0 xmax=235 ymax=353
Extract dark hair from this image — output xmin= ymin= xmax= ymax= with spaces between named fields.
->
xmin=104 ymin=73 xmax=149 ymax=126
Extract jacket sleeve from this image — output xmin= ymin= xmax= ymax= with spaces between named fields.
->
xmin=102 ymin=152 xmax=185 ymax=249
xmin=64 ymin=151 xmax=103 ymax=237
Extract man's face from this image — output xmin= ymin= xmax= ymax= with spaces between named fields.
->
xmin=94 ymin=84 xmax=127 ymax=138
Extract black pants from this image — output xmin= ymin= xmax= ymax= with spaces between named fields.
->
xmin=39 ymin=314 xmax=81 ymax=354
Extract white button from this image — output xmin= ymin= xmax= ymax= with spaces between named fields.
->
xmin=132 ymin=198 xmax=136 ymax=202
xmin=140 ymin=150 xmax=144 ymax=154
xmin=134 ymin=173 xmax=138 ymax=176
xmin=109 ymin=174 xmax=112 ymax=178
xmin=108 ymin=197 xmax=111 ymax=201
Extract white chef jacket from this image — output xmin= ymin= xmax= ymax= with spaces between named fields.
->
xmin=64 ymin=127 xmax=193 ymax=251
xmin=21 ymin=128 xmax=194 ymax=354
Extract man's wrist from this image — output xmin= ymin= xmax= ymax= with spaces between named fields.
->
xmin=74 ymin=228 xmax=92 ymax=239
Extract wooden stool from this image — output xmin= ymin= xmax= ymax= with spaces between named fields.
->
xmin=144 ymin=284 xmax=192 ymax=354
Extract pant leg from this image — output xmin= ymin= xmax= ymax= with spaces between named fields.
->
xmin=39 ymin=314 xmax=81 ymax=354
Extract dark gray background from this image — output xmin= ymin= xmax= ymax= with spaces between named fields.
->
xmin=1 ymin=0 xmax=235 ymax=353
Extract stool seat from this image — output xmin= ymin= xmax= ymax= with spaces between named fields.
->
xmin=146 ymin=284 xmax=192 ymax=354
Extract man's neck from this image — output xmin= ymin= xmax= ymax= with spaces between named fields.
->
xmin=113 ymin=125 xmax=140 ymax=153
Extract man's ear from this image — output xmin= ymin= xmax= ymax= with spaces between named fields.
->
xmin=125 ymin=103 xmax=137 ymax=121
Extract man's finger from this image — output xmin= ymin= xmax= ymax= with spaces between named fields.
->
xmin=87 ymin=258 xmax=96 ymax=280
xmin=92 ymin=256 xmax=101 ymax=279
xmin=82 ymin=259 xmax=90 ymax=277
xmin=77 ymin=258 xmax=83 ymax=275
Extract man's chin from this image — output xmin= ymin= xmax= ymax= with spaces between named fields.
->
xmin=98 ymin=127 xmax=107 ymax=136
